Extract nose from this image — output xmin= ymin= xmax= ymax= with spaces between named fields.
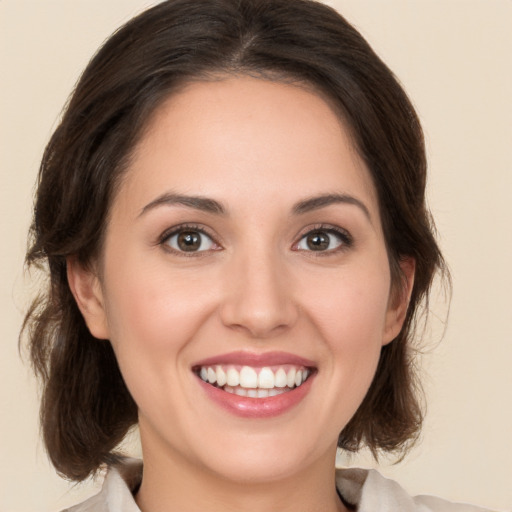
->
xmin=219 ymin=249 xmax=299 ymax=339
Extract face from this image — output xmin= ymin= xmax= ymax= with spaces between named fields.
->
xmin=71 ymin=77 xmax=410 ymax=484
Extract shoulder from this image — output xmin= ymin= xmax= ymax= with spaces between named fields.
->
xmin=336 ymin=467 xmax=497 ymax=512
xmin=60 ymin=459 xmax=142 ymax=512
xmin=61 ymin=461 xmax=496 ymax=512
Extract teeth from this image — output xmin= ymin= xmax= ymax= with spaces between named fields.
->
xmin=197 ymin=364 xmax=311 ymax=396
xmin=240 ymin=366 xmax=258 ymax=388
xmin=207 ymin=367 xmax=217 ymax=384
xmin=216 ymin=365 xmax=227 ymax=386
xmin=287 ymin=368 xmax=296 ymax=388
xmin=275 ymin=368 xmax=287 ymax=388
xmin=226 ymin=368 xmax=240 ymax=387
xmin=258 ymin=367 xmax=274 ymax=388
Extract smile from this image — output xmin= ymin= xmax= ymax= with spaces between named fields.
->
xmin=192 ymin=351 xmax=317 ymax=417
xmin=196 ymin=364 xmax=311 ymax=398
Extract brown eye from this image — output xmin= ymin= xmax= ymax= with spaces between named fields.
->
xmin=165 ymin=229 xmax=215 ymax=253
xmin=296 ymin=229 xmax=348 ymax=252
xmin=177 ymin=231 xmax=201 ymax=251
xmin=306 ymin=231 xmax=330 ymax=250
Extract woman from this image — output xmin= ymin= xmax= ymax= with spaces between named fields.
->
xmin=21 ymin=0 xmax=495 ymax=511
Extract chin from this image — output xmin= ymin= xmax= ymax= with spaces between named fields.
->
xmin=204 ymin=450 xmax=308 ymax=485
xmin=191 ymin=427 xmax=334 ymax=485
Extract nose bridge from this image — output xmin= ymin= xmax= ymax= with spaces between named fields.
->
xmin=219 ymin=244 xmax=297 ymax=338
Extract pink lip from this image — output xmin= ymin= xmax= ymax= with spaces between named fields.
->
xmin=192 ymin=350 xmax=316 ymax=369
xmin=196 ymin=373 xmax=315 ymax=418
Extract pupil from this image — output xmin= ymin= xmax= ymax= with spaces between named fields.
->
xmin=178 ymin=231 xmax=200 ymax=251
xmin=307 ymin=231 xmax=329 ymax=251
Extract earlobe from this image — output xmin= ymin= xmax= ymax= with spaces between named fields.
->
xmin=383 ymin=257 xmax=415 ymax=345
xmin=66 ymin=256 xmax=110 ymax=340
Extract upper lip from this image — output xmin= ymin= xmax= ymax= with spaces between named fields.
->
xmin=192 ymin=350 xmax=316 ymax=369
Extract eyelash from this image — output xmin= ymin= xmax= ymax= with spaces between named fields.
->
xmin=157 ymin=223 xmax=353 ymax=257
xmin=293 ymin=224 xmax=354 ymax=256
xmin=158 ymin=224 xmax=220 ymax=257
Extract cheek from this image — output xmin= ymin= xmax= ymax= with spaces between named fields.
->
xmin=100 ymin=256 xmax=217 ymax=395
xmin=100 ymin=263 xmax=221 ymax=432
xmin=301 ymin=261 xmax=391 ymax=397
xmin=290 ymin=264 xmax=391 ymax=438
xmin=104 ymin=254 xmax=210 ymax=342
xmin=302 ymin=264 xmax=391 ymax=352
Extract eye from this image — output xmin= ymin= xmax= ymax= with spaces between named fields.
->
xmin=164 ymin=228 xmax=217 ymax=253
xmin=295 ymin=228 xmax=351 ymax=252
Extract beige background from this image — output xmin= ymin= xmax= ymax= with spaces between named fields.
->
xmin=1 ymin=1 xmax=511 ymax=511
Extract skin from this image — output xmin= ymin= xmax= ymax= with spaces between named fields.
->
xmin=68 ymin=76 xmax=413 ymax=512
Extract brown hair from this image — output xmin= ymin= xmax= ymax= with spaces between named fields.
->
xmin=23 ymin=0 xmax=446 ymax=481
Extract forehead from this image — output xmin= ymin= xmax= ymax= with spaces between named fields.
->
xmin=118 ymin=76 xmax=379 ymax=219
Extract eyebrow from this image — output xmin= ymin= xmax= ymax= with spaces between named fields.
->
xmin=292 ymin=193 xmax=371 ymax=221
xmin=139 ymin=193 xmax=226 ymax=217
xmin=139 ymin=191 xmax=371 ymax=221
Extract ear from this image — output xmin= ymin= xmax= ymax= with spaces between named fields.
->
xmin=66 ymin=256 xmax=110 ymax=340
xmin=382 ymin=257 xmax=415 ymax=345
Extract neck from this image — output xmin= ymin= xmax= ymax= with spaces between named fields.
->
xmin=135 ymin=436 xmax=347 ymax=512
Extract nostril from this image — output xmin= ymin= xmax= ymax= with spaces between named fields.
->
xmin=218 ymin=258 xmax=299 ymax=337
xmin=219 ymin=299 xmax=298 ymax=338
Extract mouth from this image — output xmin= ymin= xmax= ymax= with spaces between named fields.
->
xmin=194 ymin=364 xmax=313 ymax=398
xmin=192 ymin=352 xmax=317 ymax=417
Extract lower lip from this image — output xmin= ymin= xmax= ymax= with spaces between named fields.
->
xmin=196 ymin=374 xmax=315 ymax=418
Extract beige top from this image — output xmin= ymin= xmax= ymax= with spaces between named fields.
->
xmin=62 ymin=459 xmax=495 ymax=512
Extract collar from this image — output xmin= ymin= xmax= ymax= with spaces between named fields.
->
xmin=64 ymin=459 xmax=494 ymax=512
